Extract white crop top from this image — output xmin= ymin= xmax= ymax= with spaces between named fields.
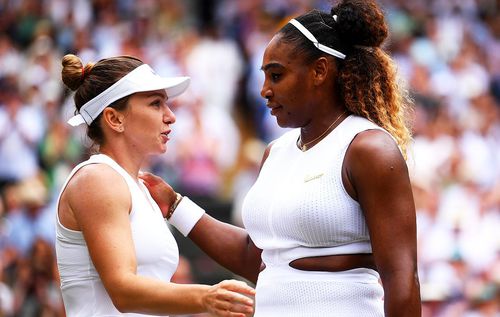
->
xmin=242 ymin=115 xmax=386 ymax=266
xmin=55 ymin=154 xmax=179 ymax=316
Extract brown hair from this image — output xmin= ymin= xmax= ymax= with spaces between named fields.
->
xmin=61 ymin=54 xmax=143 ymax=145
xmin=278 ymin=0 xmax=412 ymax=158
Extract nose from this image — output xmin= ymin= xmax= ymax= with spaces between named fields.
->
xmin=164 ymin=105 xmax=176 ymax=124
xmin=260 ymin=84 xmax=272 ymax=101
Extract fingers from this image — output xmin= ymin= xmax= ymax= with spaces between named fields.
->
xmin=138 ymin=171 xmax=159 ymax=185
xmin=205 ymin=280 xmax=255 ymax=317
xmin=213 ymin=301 xmax=253 ymax=317
xmin=219 ymin=279 xmax=256 ymax=297
xmin=212 ymin=288 xmax=253 ymax=308
xmin=139 ymin=172 xmax=173 ymax=192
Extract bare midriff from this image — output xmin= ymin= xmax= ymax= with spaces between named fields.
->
xmin=288 ymin=253 xmax=376 ymax=272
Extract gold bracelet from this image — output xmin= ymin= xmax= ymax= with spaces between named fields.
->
xmin=166 ymin=192 xmax=183 ymax=220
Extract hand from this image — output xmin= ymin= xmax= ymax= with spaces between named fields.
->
xmin=203 ymin=280 xmax=255 ymax=317
xmin=139 ymin=172 xmax=176 ymax=218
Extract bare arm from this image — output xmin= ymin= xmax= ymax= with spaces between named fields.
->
xmin=344 ymin=130 xmax=421 ymax=317
xmin=139 ymin=177 xmax=262 ymax=283
xmin=62 ymin=164 xmax=254 ymax=316
xmin=140 ymin=143 xmax=274 ymax=283
xmin=188 ymin=215 xmax=263 ymax=283
xmin=187 ymin=142 xmax=277 ymax=282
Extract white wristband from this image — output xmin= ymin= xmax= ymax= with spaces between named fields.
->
xmin=167 ymin=197 xmax=205 ymax=236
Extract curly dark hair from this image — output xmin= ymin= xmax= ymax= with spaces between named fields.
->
xmin=278 ymin=0 xmax=412 ymax=158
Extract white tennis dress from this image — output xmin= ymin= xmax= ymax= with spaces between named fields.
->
xmin=55 ymin=154 xmax=179 ymax=316
xmin=242 ymin=115 xmax=386 ymax=316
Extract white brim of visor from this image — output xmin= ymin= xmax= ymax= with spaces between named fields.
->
xmin=67 ymin=64 xmax=190 ymax=126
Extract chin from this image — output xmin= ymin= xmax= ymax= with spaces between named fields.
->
xmin=151 ymin=144 xmax=167 ymax=154
xmin=275 ymin=117 xmax=293 ymax=129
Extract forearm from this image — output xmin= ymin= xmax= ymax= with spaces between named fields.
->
xmin=189 ymin=214 xmax=262 ymax=283
xmin=381 ymin=270 xmax=421 ymax=317
xmin=107 ymin=274 xmax=208 ymax=314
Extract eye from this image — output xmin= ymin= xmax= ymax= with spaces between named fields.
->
xmin=271 ymin=73 xmax=281 ymax=82
xmin=150 ymin=99 xmax=162 ymax=108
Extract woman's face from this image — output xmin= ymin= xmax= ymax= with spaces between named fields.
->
xmin=121 ymin=89 xmax=175 ymax=154
xmin=260 ymin=34 xmax=315 ymax=128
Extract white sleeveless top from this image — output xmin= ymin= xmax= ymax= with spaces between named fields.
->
xmin=242 ymin=115 xmax=386 ymax=267
xmin=55 ymin=154 xmax=179 ymax=317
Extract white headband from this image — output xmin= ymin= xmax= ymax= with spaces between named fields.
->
xmin=288 ymin=19 xmax=346 ymax=60
xmin=68 ymin=64 xmax=190 ymax=126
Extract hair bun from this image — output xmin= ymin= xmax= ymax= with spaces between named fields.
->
xmin=331 ymin=0 xmax=388 ymax=48
xmin=61 ymin=54 xmax=94 ymax=91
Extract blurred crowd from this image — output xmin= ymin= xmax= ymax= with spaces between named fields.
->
xmin=0 ymin=0 xmax=498 ymax=316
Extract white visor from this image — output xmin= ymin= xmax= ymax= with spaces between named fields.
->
xmin=288 ymin=19 xmax=346 ymax=60
xmin=68 ymin=64 xmax=190 ymax=126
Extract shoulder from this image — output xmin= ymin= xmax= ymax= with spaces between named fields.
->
xmin=68 ymin=163 xmax=126 ymax=189
xmin=65 ymin=163 xmax=130 ymax=211
xmin=349 ymin=129 xmax=402 ymax=161
xmin=345 ymin=129 xmax=407 ymax=181
xmin=343 ymin=129 xmax=413 ymax=208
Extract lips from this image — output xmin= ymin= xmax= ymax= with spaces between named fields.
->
xmin=160 ymin=130 xmax=171 ymax=142
xmin=267 ymin=102 xmax=283 ymax=116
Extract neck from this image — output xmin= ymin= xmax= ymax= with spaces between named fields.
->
xmin=299 ymin=109 xmax=347 ymax=151
xmin=99 ymin=144 xmax=144 ymax=179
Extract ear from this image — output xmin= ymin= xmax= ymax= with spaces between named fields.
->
xmin=102 ymin=107 xmax=125 ymax=132
xmin=311 ymin=57 xmax=334 ymax=86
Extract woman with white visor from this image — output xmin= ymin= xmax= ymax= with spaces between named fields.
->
xmin=56 ymin=54 xmax=255 ymax=317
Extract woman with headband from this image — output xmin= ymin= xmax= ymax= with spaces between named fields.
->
xmin=56 ymin=54 xmax=255 ymax=316
xmin=141 ymin=0 xmax=421 ymax=316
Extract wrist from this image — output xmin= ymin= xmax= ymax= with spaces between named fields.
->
xmin=199 ymin=285 xmax=211 ymax=311
xmin=167 ymin=196 xmax=205 ymax=236
xmin=166 ymin=192 xmax=183 ymax=220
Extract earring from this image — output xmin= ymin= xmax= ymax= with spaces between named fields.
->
xmin=119 ymin=127 xmax=124 ymax=132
